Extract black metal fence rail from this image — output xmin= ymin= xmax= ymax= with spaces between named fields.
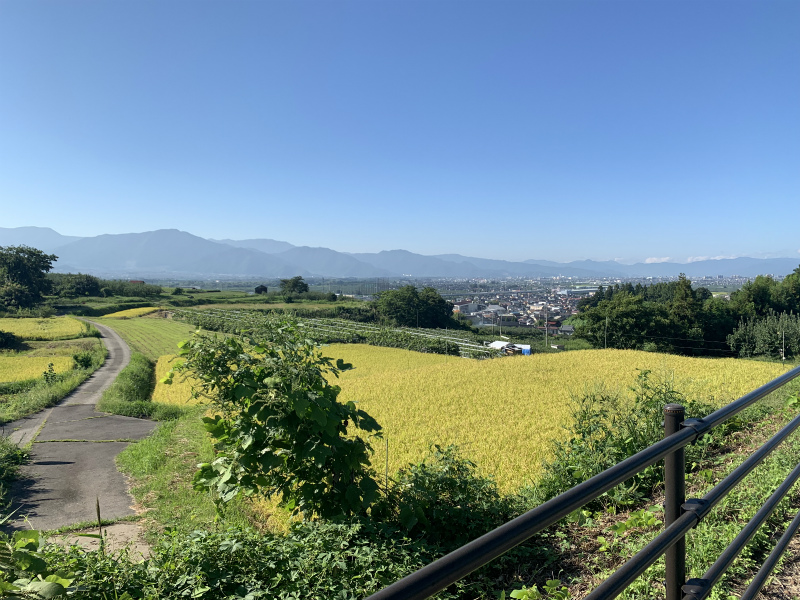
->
xmin=366 ymin=364 xmax=800 ymax=600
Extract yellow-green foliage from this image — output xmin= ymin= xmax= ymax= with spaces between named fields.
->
xmin=152 ymin=354 xmax=200 ymax=405
xmin=0 ymin=317 xmax=85 ymax=341
xmin=0 ymin=356 xmax=74 ymax=383
xmin=324 ymin=345 xmax=788 ymax=492
xmin=98 ymin=317 xmax=197 ymax=360
xmin=103 ymin=307 xmax=161 ymax=319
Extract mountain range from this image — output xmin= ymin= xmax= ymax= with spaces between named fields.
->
xmin=1 ymin=226 xmax=797 ymax=280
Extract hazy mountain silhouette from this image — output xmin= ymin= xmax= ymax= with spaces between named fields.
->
xmin=0 ymin=227 xmax=83 ymax=253
xmin=51 ymin=230 xmax=305 ymax=278
xmin=1 ymin=227 xmax=797 ymax=279
xmin=211 ymin=238 xmax=296 ymax=254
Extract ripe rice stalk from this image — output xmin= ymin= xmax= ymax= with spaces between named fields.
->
xmin=0 ymin=317 xmax=85 ymax=341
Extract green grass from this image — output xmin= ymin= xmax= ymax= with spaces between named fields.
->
xmin=96 ymin=352 xmax=183 ymax=421
xmin=0 ymin=435 xmax=28 ymax=506
xmin=96 ymin=317 xmax=197 ymax=360
xmin=590 ymin=406 xmax=800 ymax=599
xmin=116 ymin=408 xmax=252 ymax=538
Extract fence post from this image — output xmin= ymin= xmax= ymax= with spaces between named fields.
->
xmin=664 ymin=403 xmax=686 ymax=600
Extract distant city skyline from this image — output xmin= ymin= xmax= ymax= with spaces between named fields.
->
xmin=1 ymin=1 xmax=797 ymax=264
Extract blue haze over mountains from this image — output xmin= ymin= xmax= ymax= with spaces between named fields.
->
xmin=1 ymin=226 xmax=797 ymax=280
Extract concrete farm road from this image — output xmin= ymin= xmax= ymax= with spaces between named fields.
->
xmin=3 ymin=320 xmax=158 ymax=531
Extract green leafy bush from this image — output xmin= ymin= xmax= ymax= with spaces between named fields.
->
xmin=97 ymin=352 xmax=181 ymax=420
xmin=524 ymin=370 xmax=718 ymax=509
xmin=0 ymin=530 xmax=75 ymax=597
xmin=169 ymin=319 xmax=383 ymax=518
xmin=40 ymin=522 xmax=450 ymax=600
xmin=72 ymin=351 xmax=94 ymax=370
xmin=0 ymin=330 xmax=18 ymax=349
xmin=375 ymin=445 xmax=514 ymax=551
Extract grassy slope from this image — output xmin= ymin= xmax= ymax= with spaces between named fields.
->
xmin=105 ymin=318 xmax=800 ymax=596
xmin=96 ymin=317 xmax=197 ymax=360
xmin=96 ymin=352 xmax=183 ymax=421
xmin=116 ymin=408 xmax=252 ymax=538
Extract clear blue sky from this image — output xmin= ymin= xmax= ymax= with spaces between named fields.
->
xmin=1 ymin=0 xmax=798 ymax=264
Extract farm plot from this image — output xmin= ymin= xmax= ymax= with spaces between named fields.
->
xmin=173 ymin=308 xmax=498 ymax=357
xmin=0 ymin=356 xmax=74 ymax=383
xmin=97 ymin=317 xmax=197 ymax=361
xmin=323 ymin=345 xmax=789 ymax=492
xmin=152 ymin=354 xmax=200 ymax=405
xmin=0 ymin=317 xmax=87 ymax=340
xmin=103 ymin=307 xmax=162 ymax=319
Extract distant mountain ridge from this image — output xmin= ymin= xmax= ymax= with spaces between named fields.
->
xmin=0 ymin=226 xmax=796 ymax=280
xmin=0 ymin=226 xmax=83 ymax=253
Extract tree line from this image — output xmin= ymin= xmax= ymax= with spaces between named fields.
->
xmin=1 ymin=245 xmax=164 ymax=311
xmin=575 ymin=266 xmax=800 ymax=358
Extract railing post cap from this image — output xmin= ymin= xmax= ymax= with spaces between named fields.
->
xmin=664 ymin=403 xmax=685 ymax=414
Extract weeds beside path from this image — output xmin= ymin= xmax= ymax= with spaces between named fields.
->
xmin=3 ymin=320 xmax=158 ymax=532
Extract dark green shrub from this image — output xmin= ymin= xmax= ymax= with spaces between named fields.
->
xmin=73 ymin=351 xmax=94 ymax=369
xmin=375 ymin=445 xmax=514 ymax=552
xmin=0 ymin=330 xmax=19 ymax=349
xmin=41 ymin=522 xmax=451 ymax=600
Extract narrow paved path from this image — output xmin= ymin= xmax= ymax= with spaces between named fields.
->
xmin=4 ymin=320 xmax=158 ymax=531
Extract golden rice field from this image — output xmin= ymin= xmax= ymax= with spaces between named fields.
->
xmin=103 ymin=307 xmax=161 ymax=319
xmin=0 ymin=317 xmax=85 ymax=340
xmin=0 ymin=356 xmax=74 ymax=383
xmin=153 ymin=354 xmax=200 ymax=405
xmin=322 ymin=345 xmax=790 ymax=492
xmin=147 ymin=341 xmax=792 ymax=492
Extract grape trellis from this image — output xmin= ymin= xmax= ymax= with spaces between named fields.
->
xmin=172 ymin=308 xmax=501 ymax=358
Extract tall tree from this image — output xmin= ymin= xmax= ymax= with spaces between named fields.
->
xmin=0 ymin=245 xmax=58 ymax=309
xmin=279 ymin=276 xmax=309 ymax=294
xmin=375 ymin=285 xmax=455 ymax=328
xmin=575 ymin=293 xmax=674 ymax=352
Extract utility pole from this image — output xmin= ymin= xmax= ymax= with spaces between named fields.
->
xmin=782 ymin=329 xmax=786 ymax=364
xmin=545 ymin=304 xmax=548 ymax=350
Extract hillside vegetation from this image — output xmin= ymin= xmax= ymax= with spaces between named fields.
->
xmin=326 ymin=346 xmax=789 ymax=491
xmin=16 ymin=315 xmax=791 ymax=599
xmin=151 ymin=340 xmax=788 ymax=492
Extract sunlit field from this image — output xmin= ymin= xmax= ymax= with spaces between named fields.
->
xmin=103 ymin=307 xmax=162 ymax=319
xmin=0 ymin=317 xmax=86 ymax=340
xmin=0 ymin=356 xmax=75 ymax=383
xmin=323 ymin=345 xmax=789 ymax=492
xmin=152 ymin=354 xmax=200 ymax=405
xmin=97 ymin=317 xmax=197 ymax=361
xmin=147 ymin=338 xmax=790 ymax=492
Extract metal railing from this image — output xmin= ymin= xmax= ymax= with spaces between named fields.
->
xmin=366 ymin=364 xmax=800 ymax=600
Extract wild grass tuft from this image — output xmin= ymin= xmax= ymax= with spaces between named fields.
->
xmin=96 ymin=352 xmax=183 ymax=421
